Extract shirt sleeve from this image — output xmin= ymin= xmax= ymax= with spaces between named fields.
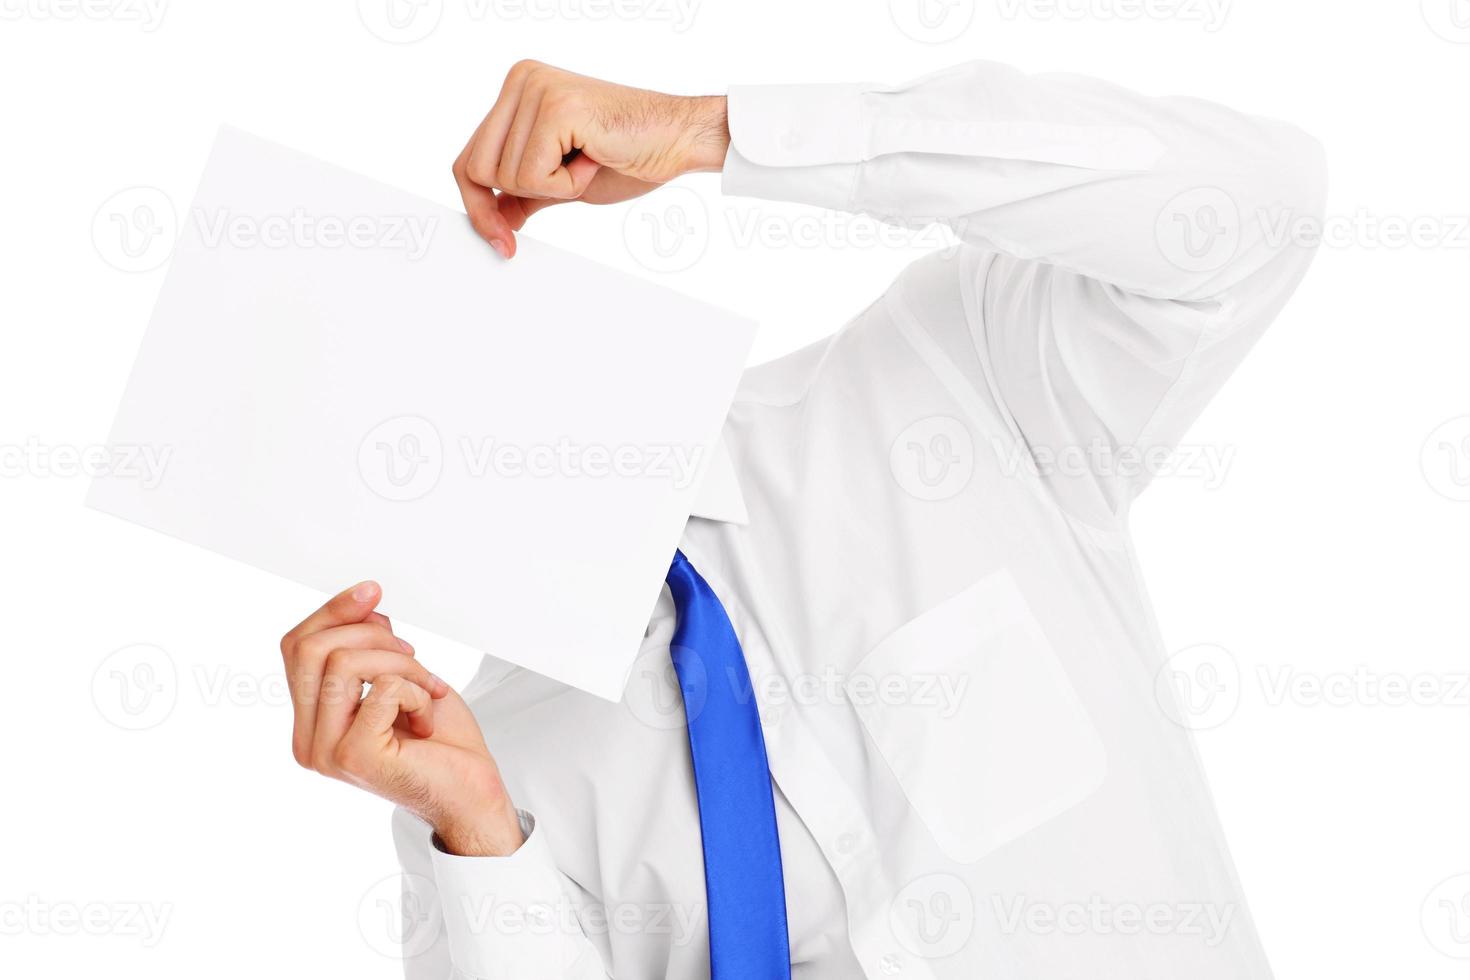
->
xmin=390 ymin=806 xmax=611 ymax=979
xmin=721 ymin=61 xmax=1328 ymax=517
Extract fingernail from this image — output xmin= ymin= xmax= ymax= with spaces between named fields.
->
xmin=489 ymin=239 xmax=509 ymax=258
xmin=351 ymin=580 xmax=379 ymax=602
xmin=398 ymin=637 xmax=415 ymax=654
xmin=429 ymin=673 xmax=448 ymax=694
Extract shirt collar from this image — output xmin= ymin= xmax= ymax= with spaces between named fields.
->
xmin=688 ymin=435 xmax=749 ymax=525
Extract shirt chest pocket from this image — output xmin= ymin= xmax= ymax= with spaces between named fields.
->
xmin=845 ymin=569 xmax=1108 ymax=864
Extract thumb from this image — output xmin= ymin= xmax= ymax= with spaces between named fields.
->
xmin=495 ymin=192 xmax=563 ymax=233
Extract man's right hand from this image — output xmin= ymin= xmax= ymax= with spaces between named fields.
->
xmin=452 ymin=60 xmax=729 ymax=257
xmin=280 ymin=581 xmax=526 ymax=856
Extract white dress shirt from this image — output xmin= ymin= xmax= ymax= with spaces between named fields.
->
xmin=392 ymin=59 xmax=1326 ymax=979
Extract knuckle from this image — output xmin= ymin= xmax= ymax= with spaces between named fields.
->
xmin=279 ymin=630 xmax=298 ymax=658
xmin=322 ymin=647 xmax=351 ymax=674
xmin=295 ymin=632 xmax=329 ymax=663
xmin=508 ymin=58 xmax=543 ymax=81
xmin=332 ymin=741 xmax=364 ymax=774
xmin=465 ymin=155 xmax=497 ymax=188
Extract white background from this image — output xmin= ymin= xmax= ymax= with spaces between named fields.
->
xmin=2 ymin=0 xmax=1468 ymax=976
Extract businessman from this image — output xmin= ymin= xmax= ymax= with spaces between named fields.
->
xmin=278 ymin=60 xmax=1325 ymax=978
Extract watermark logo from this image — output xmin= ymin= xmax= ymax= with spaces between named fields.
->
xmin=994 ymin=0 xmax=1230 ymax=31
xmin=890 ymin=416 xmax=974 ymax=501
xmin=992 ymin=894 xmax=1236 ymax=946
xmin=359 ymin=872 xmax=443 ymax=958
xmin=1423 ymin=873 xmax=1470 ymax=958
xmin=1421 ymin=416 xmax=1470 ymax=502
xmin=356 ymin=0 xmax=443 ymax=42
xmin=92 ymin=643 xmax=178 ymax=731
xmin=1155 ymin=187 xmax=1241 ymax=274
xmin=190 ymin=207 xmax=437 ymax=259
xmin=0 ymin=0 xmax=168 ymax=30
xmin=0 ymin=897 xmax=173 ymax=945
xmin=995 ymin=436 xmax=1235 ymax=490
xmin=93 ymin=186 xmax=177 ymax=273
xmin=1 ymin=438 xmax=171 ymax=489
xmin=891 ymin=874 xmax=975 ymax=958
xmin=1153 ymin=643 xmax=1240 ymax=730
xmin=1422 ymin=0 xmax=1470 ymax=42
xmin=624 ymin=644 xmax=707 ymax=730
xmin=889 ymin=0 xmax=975 ymax=42
xmin=623 ymin=186 xmax=709 ymax=273
xmin=359 ymin=416 xmax=706 ymax=502
xmin=358 ymin=416 xmax=445 ymax=502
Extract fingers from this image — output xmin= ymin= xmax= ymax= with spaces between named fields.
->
xmin=455 ymin=60 xmax=606 ymax=255
xmin=333 ymin=676 xmax=434 ymax=784
xmin=496 ymin=87 xmax=544 ymax=198
xmin=279 ymin=582 xmax=419 ymax=768
xmin=454 ymin=143 xmax=514 ymax=256
xmin=464 ymin=59 xmax=538 ymax=192
xmin=309 ymin=651 xmax=447 ymax=775
xmin=284 ymin=620 xmax=413 ymax=765
xmin=280 ymin=581 xmax=382 ymax=653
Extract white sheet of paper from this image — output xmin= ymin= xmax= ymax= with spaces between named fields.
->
xmin=87 ymin=126 xmax=755 ymax=701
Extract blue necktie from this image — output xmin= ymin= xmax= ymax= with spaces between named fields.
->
xmin=665 ymin=550 xmax=792 ymax=979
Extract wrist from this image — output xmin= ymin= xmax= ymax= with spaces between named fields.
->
xmin=435 ymin=799 xmax=525 ymax=857
xmin=676 ymin=95 xmax=729 ymax=174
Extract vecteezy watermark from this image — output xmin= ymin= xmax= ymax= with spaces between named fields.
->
xmin=889 ymin=0 xmax=976 ymax=43
xmin=1258 ymin=666 xmax=1470 ymax=709
xmin=0 ymin=0 xmax=168 ymax=30
xmin=1154 ymin=187 xmax=1243 ymax=274
xmin=890 ymin=874 xmax=976 ymax=959
xmin=992 ymin=894 xmax=1237 ymax=947
xmin=1422 ymin=0 xmax=1470 ymax=43
xmin=1422 ymin=416 xmax=1470 ymax=503
xmin=93 ymin=186 xmax=177 ymax=273
xmin=0 ymin=897 xmax=173 ymax=946
xmin=357 ymin=416 xmax=706 ymax=503
xmin=92 ymin=657 xmax=347 ymax=730
xmin=359 ymin=873 xmax=443 ymax=959
xmin=995 ymin=0 xmax=1230 ymax=30
xmin=622 ymin=186 xmax=711 ymax=274
xmin=1152 ymin=653 xmax=1470 ymax=729
xmin=891 ymin=416 xmax=975 ymax=502
xmin=623 ymin=646 xmax=972 ymax=731
xmin=624 ymin=197 xmax=966 ymax=275
xmin=357 ymin=0 xmax=444 ymax=42
xmin=995 ymin=436 xmax=1236 ymax=491
xmin=1153 ymin=643 xmax=1241 ymax=731
xmin=1259 ymin=208 xmax=1470 ymax=252
xmin=356 ymin=0 xmax=699 ymax=43
xmin=0 ymin=438 xmax=172 ymax=489
xmin=190 ymin=207 xmax=438 ymax=260
xmin=94 ymin=186 xmax=441 ymax=271
xmin=91 ymin=644 xmax=178 ymax=731
xmin=1424 ymin=873 xmax=1470 ymax=958
xmin=724 ymin=210 xmax=963 ymax=256
xmin=1158 ymin=192 xmax=1470 ymax=272
xmin=449 ymin=894 xmax=703 ymax=946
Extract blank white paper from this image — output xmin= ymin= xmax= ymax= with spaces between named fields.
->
xmin=87 ymin=126 xmax=756 ymax=701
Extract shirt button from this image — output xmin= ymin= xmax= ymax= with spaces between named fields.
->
xmin=879 ymin=953 xmax=904 ymax=974
xmin=779 ymin=129 xmax=802 ymax=151
xmin=526 ymin=903 xmax=553 ymax=928
xmin=836 ymin=832 xmax=858 ymax=855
